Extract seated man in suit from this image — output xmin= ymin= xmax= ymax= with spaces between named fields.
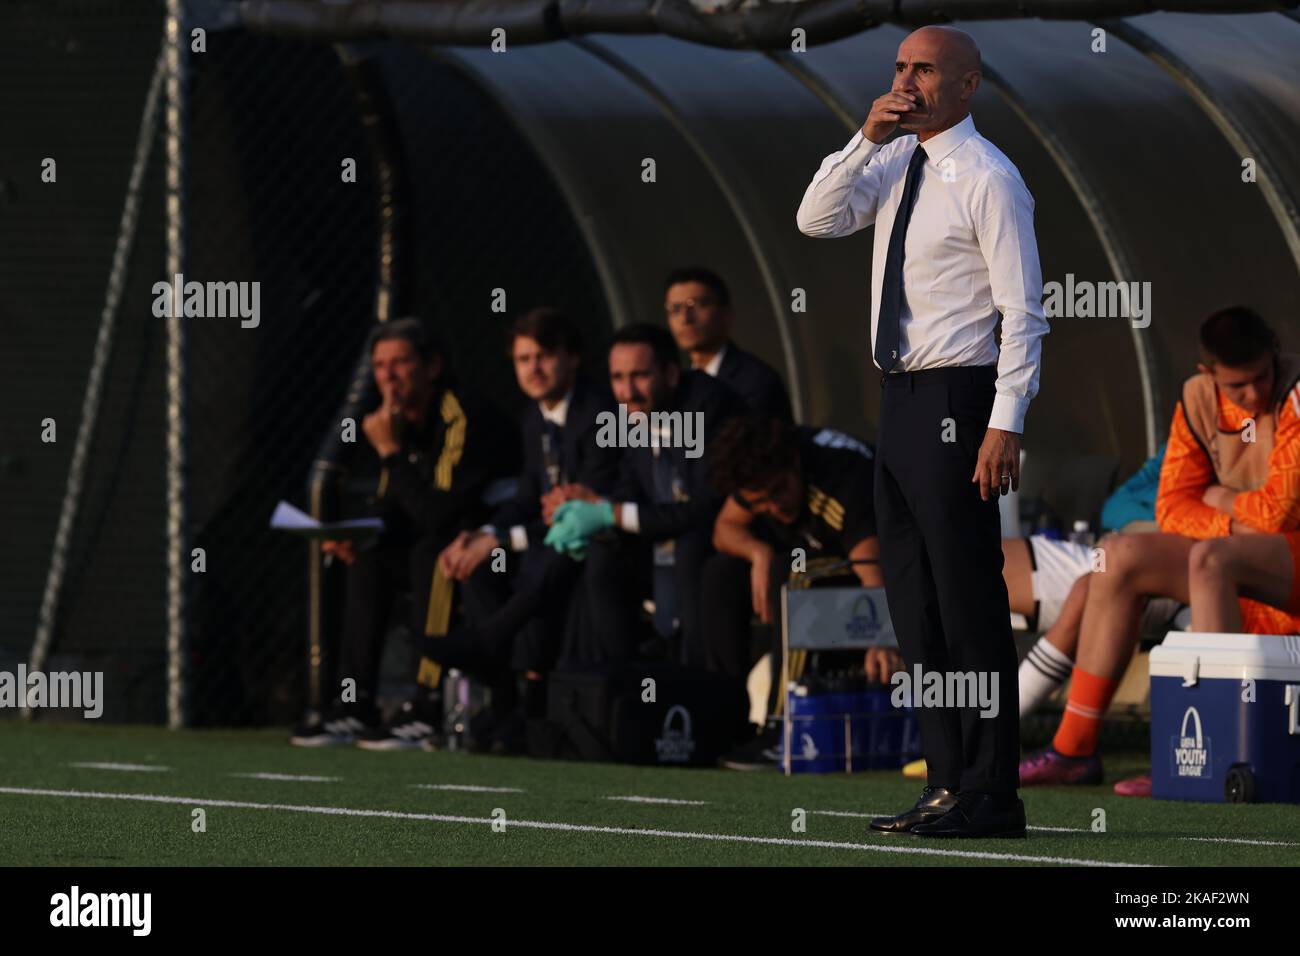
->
xmin=418 ymin=308 xmax=620 ymax=750
xmin=700 ymin=416 xmax=900 ymax=769
xmin=291 ymin=318 xmax=520 ymax=750
xmin=663 ymin=266 xmax=793 ymax=423
xmin=544 ymin=323 xmax=747 ymax=667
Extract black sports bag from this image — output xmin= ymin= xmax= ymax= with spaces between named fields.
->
xmin=531 ymin=660 xmax=750 ymax=766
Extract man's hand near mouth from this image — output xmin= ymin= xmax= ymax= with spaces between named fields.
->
xmin=863 ymin=91 xmax=921 ymax=144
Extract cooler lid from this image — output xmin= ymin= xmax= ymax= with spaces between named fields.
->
xmin=1148 ymin=633 xmax=1300 ymax=683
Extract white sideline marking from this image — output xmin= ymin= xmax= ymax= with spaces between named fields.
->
xmin=811 ymin=809 xmax=1088 ymax=833
xmin=1181 ymin=836 xmax=1300 ymax=848
xmin=413 ymin=784 xmax=524 ymax=794
xmin=232 ymin=773 xmax=340 ymax=783
xmin=68 ymin=762 xmax=170 ymax=773
xmin=0 ymin=787 xmax=1145 ymax=867
xmin=605 ymin=795 xmax=708 ymax=806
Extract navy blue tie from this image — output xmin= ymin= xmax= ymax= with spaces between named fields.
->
xmin=651 ymin=447 xmax=682 ymax=639
xmin=541 ymin=420 xmax=563 ymax=490
xmin=874 ymin=144 xmax=929 ymax=374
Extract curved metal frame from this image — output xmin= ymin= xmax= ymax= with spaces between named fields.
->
xmin=1101 ymin=17 xmax=1300 ymax=284
xmin=572 ymin=37 xmax=805 ymax=421
xmin=425 ymin=49 xmax=636 ymax=332
xmin=766 ymin=49 xmax=859 ymax=131
xmin=979 ymin=64 xmax=1161 ymax=458
xmin=335 ymin=43 xmax=411 ymax=323
xmin=234 ymin=0 xmax=1296 ymax=50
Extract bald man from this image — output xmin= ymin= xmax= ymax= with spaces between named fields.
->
xmin=798 ymin=26 xmax=1048 ymax=838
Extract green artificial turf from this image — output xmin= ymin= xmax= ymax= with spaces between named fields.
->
xmin=0 ymin=722 xmax=1295 ymax=867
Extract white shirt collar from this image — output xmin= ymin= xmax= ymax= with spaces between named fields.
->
xmin=540 ymin=388 xmax=573 ymax=427
xmin=697 ymin=342 xmax=729 ymax=377
xmin=918 ymin=113 xmax=976 ymax=165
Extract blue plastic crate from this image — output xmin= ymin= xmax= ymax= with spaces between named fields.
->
xmin=784 ymin=686 xmax=921 ymax=774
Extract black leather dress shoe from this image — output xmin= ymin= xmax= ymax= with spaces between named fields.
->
xmin=911 ymin=791 xmax=1027 ymax=839
xmin=868 ymin=786 xmax=960 ymax=834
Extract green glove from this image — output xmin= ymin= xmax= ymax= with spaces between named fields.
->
xmin=545 ymin=499 xmax=614 ymax=558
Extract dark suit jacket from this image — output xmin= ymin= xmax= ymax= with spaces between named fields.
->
xmin=716 ymin=343 xmax=793 ymax=423
xmin=491 ymin=375 xmax=621 ymax=547
xmin=613 ymin=370 xmax=747 ymax=542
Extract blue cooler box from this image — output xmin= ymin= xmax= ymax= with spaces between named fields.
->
xmin=784 ymin=687 xmax=922 ymax=774
xmin=1149 ymin=633 xmax=1300 ymax=803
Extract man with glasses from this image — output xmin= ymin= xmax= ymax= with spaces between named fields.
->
xmin=663 ymin=266 xmax=793 ymax=424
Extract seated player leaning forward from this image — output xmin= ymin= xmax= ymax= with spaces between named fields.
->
xmin=291 ymin=318 xmax=520 ymax=750
xmin=1187 ymin=530 xmax=1300 ymax=634
xmin=1020 ymin=306 xmax=1300 ymax=788
xmin=543 ymin=322 xmax=747 ymax=666
xmin=700 ymin=416 xmax=901 ymax=768
xmin=416 ymin=307 xmax=621 ymax=752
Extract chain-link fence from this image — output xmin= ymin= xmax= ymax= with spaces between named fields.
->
xmin=4 ymin=5 xmax=612 ymax=726
xmin=1 ymin=0 xmax=170 ymax=723
xmin=183 ymin=28 xmax=379 ymax=726
xmin=180 ymin=28 xmax=610 ymax=725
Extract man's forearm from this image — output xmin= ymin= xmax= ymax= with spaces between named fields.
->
xmin=795 ymin=132 xmax=882 ymax=238
xmin=989 ymin=308 xmax=1045 ymax=434
xmin=714 ymin=520 xmax=768 ymax=563
xmin=849 ymin=537 xmax=883 ymax=588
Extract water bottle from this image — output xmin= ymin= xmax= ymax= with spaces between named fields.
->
xmin=1068 ymin=519 xmax=1096 ymax=549
xmin=443 ymin=668 xmax=470 ymax=752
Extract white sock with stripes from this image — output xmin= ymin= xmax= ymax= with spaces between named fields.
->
xmin=1019 ymin=637 xmax=1074 ymax=717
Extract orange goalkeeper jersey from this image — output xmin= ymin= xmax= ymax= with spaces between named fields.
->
xmin=1157 ymin=366 xmax=1300 ymax=634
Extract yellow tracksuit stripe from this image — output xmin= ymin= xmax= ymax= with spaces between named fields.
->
xmin=435 ymin=390 xmax=467 ymax=491
xmin=424 ymin=565 xmax=454 ymax=637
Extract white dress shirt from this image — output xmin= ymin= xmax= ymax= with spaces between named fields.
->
xmin=796 ymin=113 xmax=1048 ymax=434
xmin=489 ymin=388 xmax=574 ymax=551
xmin=540 ymin=391 xmax=571 ymax=429
xmin=693 ymin=343 xmax=728 ymax=377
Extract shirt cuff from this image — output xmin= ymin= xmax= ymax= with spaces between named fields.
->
xmin=618 ymin=502 xmax=640 ymax=534
xmin=989 ymin=394 xmax=1029 ymax=434
xmin=845 ymin=128 xmax=885 ymax=163
xmin=856 ymin=128 xmax=883 ymax=150
xmin=509 ymin=525 xmax=529 ymax=552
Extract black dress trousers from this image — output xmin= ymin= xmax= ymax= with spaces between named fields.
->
xmin=339 ymin=533 xmax=447 ymax=701
xmin=873 ymin=365 xmax=1019 ymax=794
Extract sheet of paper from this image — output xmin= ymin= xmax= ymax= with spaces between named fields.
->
xmin=270 ymin=501 xmax=320 ymax=530
xmin=269 ymin=501 xmax=383 ymax=539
